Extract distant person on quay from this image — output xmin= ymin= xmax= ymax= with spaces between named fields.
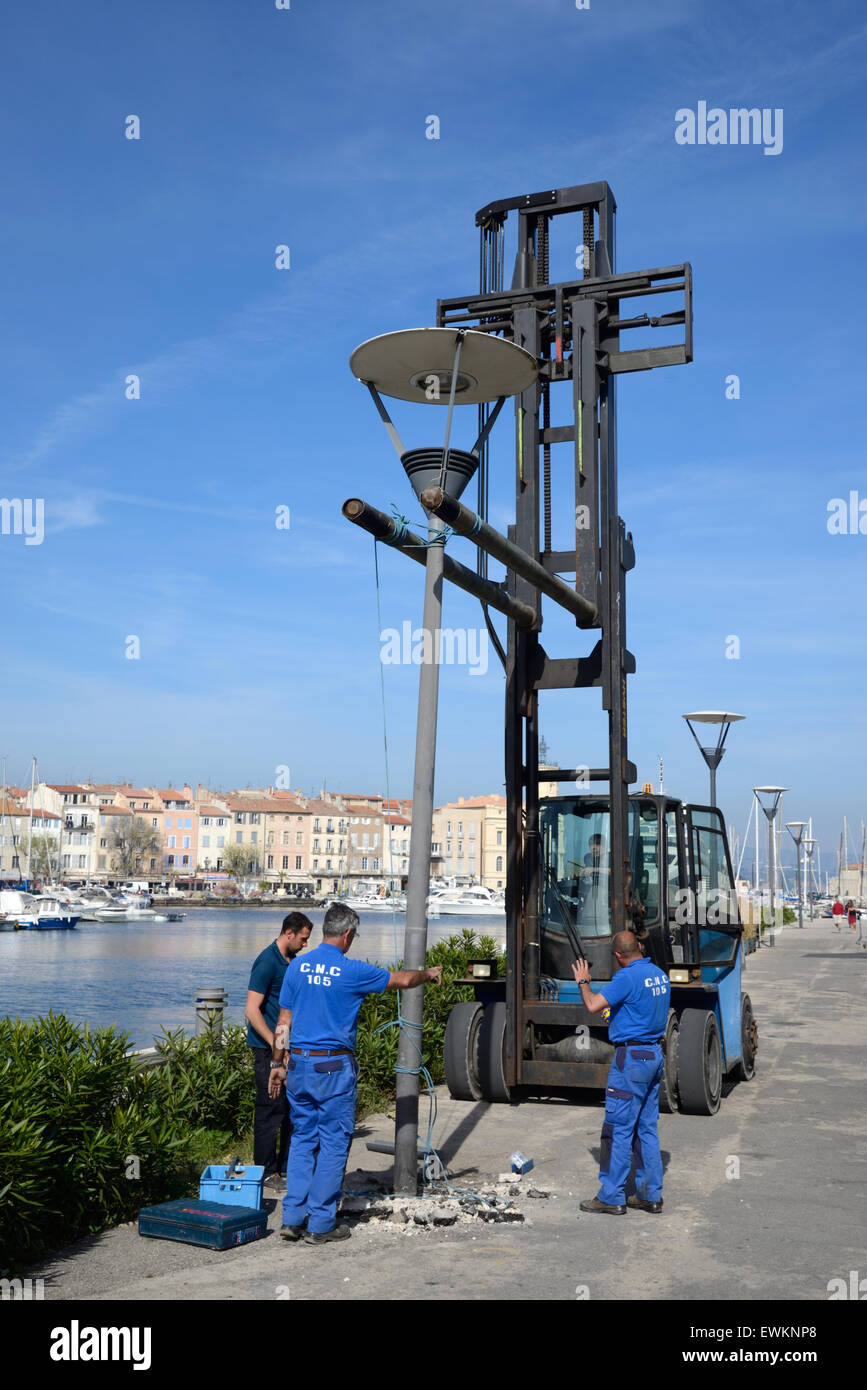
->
xmin=245 ymin=912 xmax=312 ymax=1191
xmin=832 ymin=897 xmax=845 ymax=932
xmin=846 ymin=900 xmax=858 ymax=932
xmin=268 ymin=901 xmax=442 ymax=1244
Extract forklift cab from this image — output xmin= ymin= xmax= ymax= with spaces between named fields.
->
xmin=539 ymin=793 xmax=743 ymax=987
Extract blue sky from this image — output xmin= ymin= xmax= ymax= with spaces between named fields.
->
xmin=1 ymin=0 xmax=865 ymax=874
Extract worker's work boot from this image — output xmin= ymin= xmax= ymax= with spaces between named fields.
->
xmin=579 ymin=1196 xmax=626 ymax=1215
xmin=627 ymin=1195 xmax=663 ymax=1214
xmin=305 ymin=1224 xmax=351 ymax=1244
xmin=280 ymin=1224 xmax=306 ymax=1241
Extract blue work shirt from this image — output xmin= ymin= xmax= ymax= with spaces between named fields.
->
xmin=278 ymin=942 xmax=390 ymax=1052
xmin=595 ymin=957 xmax=670 ymax=1042
xmin=246 ymin=940 xmax=289 ymax=1048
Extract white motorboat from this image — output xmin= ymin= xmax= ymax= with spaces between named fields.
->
xmin=0 ymin=890 xmax=79 ymax=930
xmin=426 ymin=885 xmax=505 ymax=916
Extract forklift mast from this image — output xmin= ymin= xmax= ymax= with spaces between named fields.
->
xmin=436 ymin=183 xmax=693 ymax=1089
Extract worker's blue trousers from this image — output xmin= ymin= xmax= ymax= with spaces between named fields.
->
xmin=597 ymin=1044 xmax=664 ymax=1205
xmin=281 ymin=1051 xmax=358 ymax=1234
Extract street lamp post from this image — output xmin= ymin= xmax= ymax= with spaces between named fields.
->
xmin=804 ymin=838 xmax=816 ymax=918
xmin=755 ymin=786 xmax=787 ymax=947
xmin=682 ymin=712 xmax=745 ymax=808
xmin=786 ymin=822 xmax=807 ymax=930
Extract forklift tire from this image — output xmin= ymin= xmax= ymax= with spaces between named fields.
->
xmin=477 ymin=1001 xmax=511 ymax=1103
xmin=733 ymin=993 xmax=758 ymax=1081
xmin=658 ymin=1008 xmax=680 ymax=1114
xmin=676 ymin=1008 xmax=722 ymax=1115
xmin=443 ymin=1002 xmax=484 ymax=1101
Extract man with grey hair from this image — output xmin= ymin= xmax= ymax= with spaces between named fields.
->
xmin=268 ymin=901 xmax=442 ymax=1243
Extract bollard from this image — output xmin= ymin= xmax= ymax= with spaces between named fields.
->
xmin=195 ymin=986 xmax=228 ymax=1045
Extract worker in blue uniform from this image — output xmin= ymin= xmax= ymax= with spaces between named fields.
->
xmin=268 ymin=901 xmax=442 ymax=1244
xmin=572 ymin=929 xmax=669 ymax=1214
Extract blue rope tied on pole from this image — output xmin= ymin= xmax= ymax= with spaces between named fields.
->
xmin=383 ymin=505 xmax=454 ymax=549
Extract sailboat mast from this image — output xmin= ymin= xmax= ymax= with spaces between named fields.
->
xmin=25 ymin=755 xmax=36 ymax=885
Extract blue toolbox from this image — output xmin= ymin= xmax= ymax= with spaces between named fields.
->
xmin=138 ymin=1198 xmax=267 ymax=1250
xmin=199 ymin=1156 xmax=265 ymax=1209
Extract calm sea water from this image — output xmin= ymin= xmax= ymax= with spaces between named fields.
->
xmin=0 ymin=906 xmax=505 ymax=1049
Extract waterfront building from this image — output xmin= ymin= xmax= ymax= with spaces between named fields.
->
xmin=0 ymin=801 xmax=61 ymax=881
xmin=156 ymin=787 xmax=198 ymax=879
xmin=432 ymin=795 xmax=507 ymax=890
xmin=31 ymin=785 xmax=100 ymax=880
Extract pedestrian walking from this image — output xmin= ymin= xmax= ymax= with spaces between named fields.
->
xmin=832 ymin=897 xmax=845 ymax=931
xmin=571 ymin=929 xmax=670 ymax=1215
xmin=846 ymin=900 xmax=858 ymax=932
xmin=245 ymin=912 xmax=312 ymax=1191
xmin=268 ymin=901 xmax=442 ymax=1244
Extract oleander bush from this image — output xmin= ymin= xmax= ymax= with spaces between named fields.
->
xmin=355 ymin=929 xmax=506 ymax=1118
xmin=0 ymin=932 xmax=502 ymax=1272
xmin=0 ymin=1014 xmax=255 ymax=1274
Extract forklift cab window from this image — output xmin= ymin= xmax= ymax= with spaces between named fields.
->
xmin=539 ymin=798 xmax=660 ymax=939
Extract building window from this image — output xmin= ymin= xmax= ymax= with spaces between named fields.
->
xmin=250 ymin=813 xmax=261 ymax=825
xmin=166 ymin=818 xmax=172 ymax=828
xmin=251 ymin=832 xmax=258 ymax=845
xmin=152 ymin=818 xmax=158 ymax=828
xmin=295 ymin=856 xmax=302 ymax=870
xmin=168 ymin=836 xmax=176 ymax=849
xmin=496 ymin=856 xmax=503 ymax=871
xmin=236 ymin=832 xmax=243 ymax=845
xmin=267 ymin=855 xmax=274 ymax=869
xmin=282 ymin=855 xmax=289 ymax=869
xmin=217 ymin=836 xmax=225 ymax=848
xmin=497 ymin=830 xmax=503 ymax=845
xmin=201 ymin=836 xmax=210 ymax=848
xmin=313 ymin=859 xmax=319 ymax=870
xmin=361 ymin=857 xmax=368 ymax=871
xmin=202 ymin=817 xmax=210 ymax=827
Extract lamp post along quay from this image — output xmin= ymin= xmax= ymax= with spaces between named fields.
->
xmin=755 ymin=786 xmax=787 ymax=946
xmin=786 ymin=822 xmax=807 ymax=930
xmin=804 ymin=837 xmax=816 ymax=918
xmin=682 ymin=712 xmax=745 ymax=808
xmin=347 ymin=326 xmax=538 ymax=1194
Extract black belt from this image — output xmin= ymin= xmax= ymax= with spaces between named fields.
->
xmin=620 ymin=1038 xmax=664 ymax=1047
xmin=290 ymin=1047 xmax=353 ymax=1057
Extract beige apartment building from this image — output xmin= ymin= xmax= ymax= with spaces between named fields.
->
xmin=432 ymin=795 xmax=507 ymax=890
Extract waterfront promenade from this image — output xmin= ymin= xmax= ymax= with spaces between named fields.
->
xmin=27 ymin=918 xmax=866 ymax=1302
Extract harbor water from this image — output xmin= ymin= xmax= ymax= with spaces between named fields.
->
xmin=0 ymin=906 xmax=506 ymax=1050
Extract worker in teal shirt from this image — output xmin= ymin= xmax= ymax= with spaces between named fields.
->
xmin=268 ymin=902 xmax=442 ymax=1244
xmin=572 ymin=929 xmax=669 ymax=1215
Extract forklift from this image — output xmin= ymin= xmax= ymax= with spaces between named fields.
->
xmin=430 ymin=180 xmax=758 ymax=1115
xmin=344 ymin=177 xmax=757 ymax=1128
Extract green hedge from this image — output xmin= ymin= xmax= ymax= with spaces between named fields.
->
xmin=0 ymin=930 xmax=503 ymax=1273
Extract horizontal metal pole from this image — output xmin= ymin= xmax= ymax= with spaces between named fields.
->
xmin=342 ymin=497 xmax=537 ymax=628
xmin=419 ymin=488 xmax=598 ymax=628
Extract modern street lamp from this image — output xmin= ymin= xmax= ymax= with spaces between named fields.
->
xmin=682 ymin=712 xmax=745 ymax=808
xmin=754 ymin=786 xmax=787 ymax=946
xmin=348 ymin=325 xmax=538 ymax=1196
xmin=804 ymin=838 xmax=816 ymax=918
xmin=786 ymin=822 xmax=807 ymax=930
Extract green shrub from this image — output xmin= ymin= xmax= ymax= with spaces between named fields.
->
xmin=0 ymin=1015 xmax=255 ymax=1275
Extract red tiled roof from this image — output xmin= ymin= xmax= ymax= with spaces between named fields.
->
xmin=48 ymin=785 xmax=90 ymax=794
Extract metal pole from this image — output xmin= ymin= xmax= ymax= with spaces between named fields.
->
xmin=341 ymin=498 xmax=536 ymax=627
xmin=709 ymin=762 xmax=717 ymax=809
xmin=767 ymin=812 xmax=776 ymax=947
xmin=393 ymin=332 xmax=466 ymax=1196
xmin=419 ymin=486 xmax=598 ymax=627
xmin=393 ymin=510 xmax=443 ymax=1195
